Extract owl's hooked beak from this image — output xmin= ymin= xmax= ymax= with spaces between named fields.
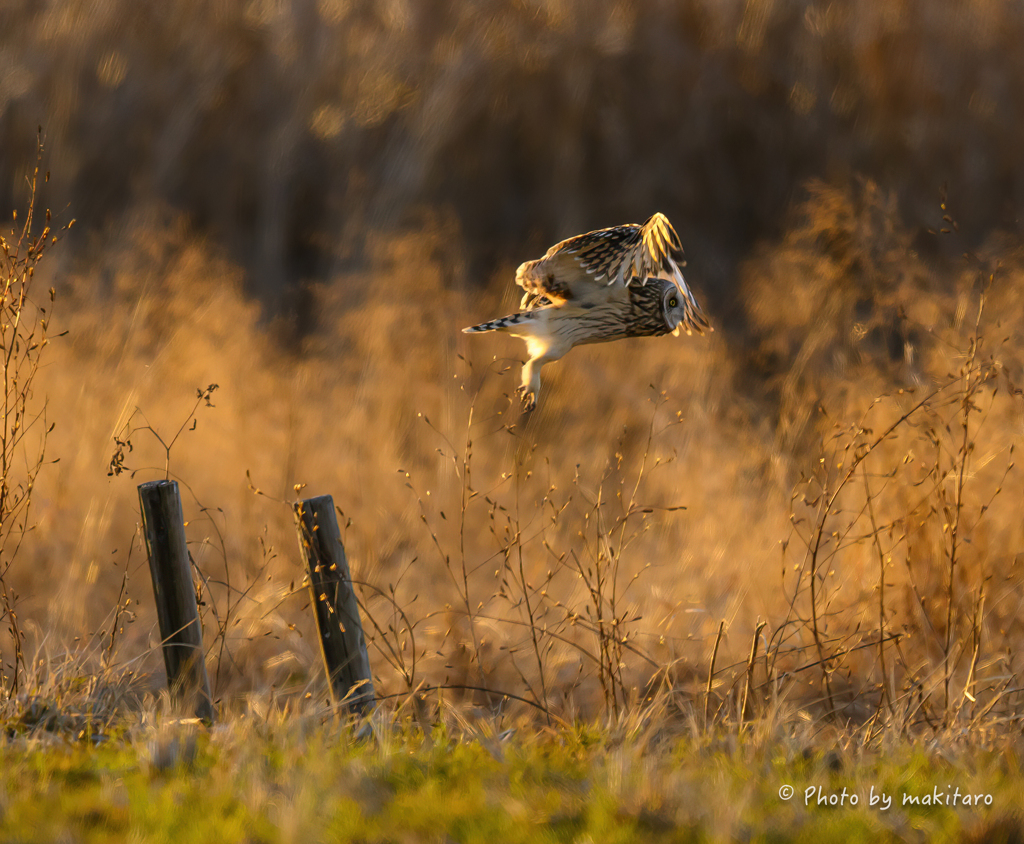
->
xmin=671 ymin=324 xmax=682 ymax=337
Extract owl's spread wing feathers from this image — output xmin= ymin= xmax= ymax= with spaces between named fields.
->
xmin=562 ymin=213 xmax=685 ymax=286
xmin=515 ymin=213 xmax=710 ymax=333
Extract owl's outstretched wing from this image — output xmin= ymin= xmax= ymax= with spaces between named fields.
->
xmin=563 ymin=212 xmax=683 ymax=286
xmin=515 ymin=213 xmax=710 ymax=333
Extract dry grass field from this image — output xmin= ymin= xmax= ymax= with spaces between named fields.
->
xmin=3 ymin=0 xmax=1024 ymax=840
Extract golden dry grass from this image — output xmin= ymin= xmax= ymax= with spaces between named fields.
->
xmin=1 ymin=176 xmax=1017 ymax=734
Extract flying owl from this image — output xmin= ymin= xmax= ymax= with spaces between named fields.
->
xmin=462 ymin=212 xmax=711 ymax=411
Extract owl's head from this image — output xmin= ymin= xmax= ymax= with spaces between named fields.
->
xmin=660 ymin=281 xmax=688 ymax=337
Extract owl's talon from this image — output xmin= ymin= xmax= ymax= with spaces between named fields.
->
xmin=516 ymin=386 xmax=537 ymax=412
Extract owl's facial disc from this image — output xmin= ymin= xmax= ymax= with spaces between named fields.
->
xmin=662 ymin=284 xmax=683 ymax=334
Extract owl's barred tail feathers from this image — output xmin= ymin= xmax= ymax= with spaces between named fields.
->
xmin=462 ymin=311 xmax=535 ymax=333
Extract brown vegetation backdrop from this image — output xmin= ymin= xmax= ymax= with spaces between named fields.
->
xmin=3 ymin=0 xmax=1024 ymax=719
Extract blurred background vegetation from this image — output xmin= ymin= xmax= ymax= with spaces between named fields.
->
xmin=2 ymin=0 xmax=1024 ymax=719
xmin=7 ymin=0 xmax=1023 ymax=311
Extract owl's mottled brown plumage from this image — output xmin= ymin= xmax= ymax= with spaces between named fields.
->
xmin=463 ymin=213 xmax=711 ymax=411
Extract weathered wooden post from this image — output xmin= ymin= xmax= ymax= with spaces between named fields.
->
xmin=294 ymin=495 xmax=375 ymax=713
xmin=138 ymin=480 xmax=215 ymax=723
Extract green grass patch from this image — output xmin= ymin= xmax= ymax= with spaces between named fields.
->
xmin=1 ymin=718 xmax=1022 ymax=843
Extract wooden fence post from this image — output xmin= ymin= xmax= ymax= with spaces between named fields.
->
xmin=138 ymin=480 xmax=215 ymax=723
xmin=294 ymin=495 xmax=375 ymax=714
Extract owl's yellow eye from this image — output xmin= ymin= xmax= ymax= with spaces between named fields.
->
xmin=669 ymin=297 xmax=678 ymax=307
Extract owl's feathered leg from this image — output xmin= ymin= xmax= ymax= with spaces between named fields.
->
xmin=462 ymin=310 xmax=570 ymax=412
xmin=517 ymin=359 xmax=542 ymax=412
xmin=517 ymin=333 xmax=571 ymax=412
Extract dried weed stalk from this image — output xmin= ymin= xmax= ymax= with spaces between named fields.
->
xmin=0 ymin=133 xmax=72 ymax=696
